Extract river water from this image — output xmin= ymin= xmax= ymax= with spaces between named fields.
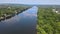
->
xmin=0 ymin=6 xmax=38 ymax=34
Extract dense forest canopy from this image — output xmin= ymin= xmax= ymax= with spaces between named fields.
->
xmin=37 ymin=7 xmax=60 ymax=34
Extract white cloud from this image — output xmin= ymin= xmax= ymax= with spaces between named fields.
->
xmin=0 ymin=0 xmax=60 ymax=5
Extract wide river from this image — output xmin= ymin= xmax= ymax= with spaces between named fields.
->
xmin=0 ymin=6 xmax=38 ymax=34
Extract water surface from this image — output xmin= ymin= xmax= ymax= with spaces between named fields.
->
xmin=0 ymin=6 xmax=38 ymax=34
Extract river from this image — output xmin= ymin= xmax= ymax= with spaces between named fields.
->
xmin=0 ymin=6 xmax=38 ymax=34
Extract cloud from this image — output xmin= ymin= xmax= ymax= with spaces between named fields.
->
xmin=0 ymin=0 xmax=60 ymax=5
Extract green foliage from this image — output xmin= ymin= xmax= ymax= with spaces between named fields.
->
xmin=37 ymin=8 xmax=60 ymax=34
xmin=0 ymin=6 xmax=30 ymax=17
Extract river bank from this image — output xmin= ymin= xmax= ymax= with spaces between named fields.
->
xmin=0 ymin=6 xmax=37 ymax=34
xmin=0 ymin=6 xmax=31 ymax=21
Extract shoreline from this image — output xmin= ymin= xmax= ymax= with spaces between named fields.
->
xmin=0 ymin=8 xmax=30 ymax=21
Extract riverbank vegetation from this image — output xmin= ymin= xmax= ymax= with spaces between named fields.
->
xmin=37 ymin=7 xmax=60 ymax=34
xmin=0 ymin=4 xmax=31 ymax=21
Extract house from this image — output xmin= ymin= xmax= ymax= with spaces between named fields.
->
xmin=52 ymin=8 xmax=60 ymax=14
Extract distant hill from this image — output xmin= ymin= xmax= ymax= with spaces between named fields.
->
xmin=0 ymin=3 xmax=33 ymax=7
xmin=37 ymin=5 xmax=60 ymax=8
xmin=0 ymin=3 xmax=60 ymax=8
xmin=0 ymin=3 xmax=33 ymax=8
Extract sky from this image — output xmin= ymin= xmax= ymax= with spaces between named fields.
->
xmin=0 ymin=0 xmax=60 ymax=5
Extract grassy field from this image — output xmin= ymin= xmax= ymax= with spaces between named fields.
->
xmin=37 ymin=7 xmax=60 ymax=34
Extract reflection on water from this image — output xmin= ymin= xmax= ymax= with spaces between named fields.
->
xmin=0 ymin=6 xmax=38 ymax=34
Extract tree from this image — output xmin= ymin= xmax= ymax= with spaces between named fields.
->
xmin=37 ymin=8 xmax=60 ymax=34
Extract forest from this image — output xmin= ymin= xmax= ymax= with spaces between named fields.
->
xmin=0 ymin=5 xmax=30 ymax=20
xmin=37 ymin=7 xmax=60 ymax=34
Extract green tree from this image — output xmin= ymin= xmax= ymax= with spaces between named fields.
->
xmin=37 ymin=8 xmax=60 ymax=34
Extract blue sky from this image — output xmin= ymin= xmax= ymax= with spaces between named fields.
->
xmin=0 ymin=0 xmax=60 ymax=5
